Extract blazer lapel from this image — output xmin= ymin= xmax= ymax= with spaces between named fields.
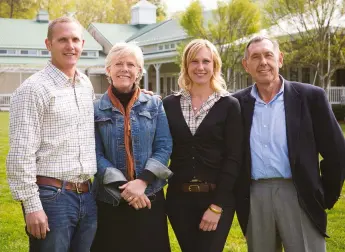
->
xmin=242 ymin=92 xmax=255 ymax=176
xmin=284 ymin=80 xmax=301 ymax=171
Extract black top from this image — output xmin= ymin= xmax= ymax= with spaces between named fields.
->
xmin=163 ymin=94 xmax=243 ymax=207
xmin=111 ymin=85 xmax=155 ymax=184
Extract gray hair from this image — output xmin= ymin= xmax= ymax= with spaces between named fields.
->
xmin=105 ymin=42 xmax=144 ymax=86
xmin=244 ymin=36 xmax=280 ymax=59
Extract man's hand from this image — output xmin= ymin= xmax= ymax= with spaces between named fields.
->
xmin=25 ymin=210 xmax=50 ymax=239
xmin=141 ymin=89 xmax=162 ymax=99
xmin=141 ymin=89 xmax=154 ymax=96
xmin=199 ymin=204 xmax=222 ymax=231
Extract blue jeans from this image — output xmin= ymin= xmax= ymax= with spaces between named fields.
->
xmin=28 ymin=183 xmax=97 ymax=252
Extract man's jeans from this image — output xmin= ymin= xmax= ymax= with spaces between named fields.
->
xmin=28 ymin=183 xmax=97 ymax=252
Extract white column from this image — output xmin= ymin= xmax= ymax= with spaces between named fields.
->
xmin=144 ymin=64 xmax=150 ymax=90
xmin=154 ymin=63 xmax=161 ymax=95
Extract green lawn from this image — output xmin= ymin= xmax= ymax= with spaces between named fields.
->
xmin=0 ymin=111 xmax=344 ymax=251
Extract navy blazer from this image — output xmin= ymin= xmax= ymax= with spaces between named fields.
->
xmin=233 ymin=79 xmax=345 ymax=237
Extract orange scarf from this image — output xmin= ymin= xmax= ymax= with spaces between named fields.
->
xmin=107 ymin=85 xmax=140 ymax=180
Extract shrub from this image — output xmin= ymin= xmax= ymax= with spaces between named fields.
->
xmin=332 ymin=105 xmax=345 ymax=121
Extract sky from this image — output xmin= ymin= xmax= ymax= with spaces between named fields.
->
xmin=164 ymin=0 xmax=218 ymax=16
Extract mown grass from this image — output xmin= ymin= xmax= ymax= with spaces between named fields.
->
xmin=0 ymin=112 xmax=344 ymax=251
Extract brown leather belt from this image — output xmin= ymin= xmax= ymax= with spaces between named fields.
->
xmin=36 ymin=176 xmax=90 ymax=194
xmin=170 ymin=182 xmax=216 ymax=193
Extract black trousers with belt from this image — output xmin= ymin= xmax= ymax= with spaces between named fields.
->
xmin=166 ymin=187 xmax=235 ymax=252
xmin=91 ymin=190 xmax=170 ymax=252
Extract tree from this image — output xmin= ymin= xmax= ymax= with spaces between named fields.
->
xmin=149 ymin=0 xmax=167 ymax=22
xmin=0 ymin=0 xmax=38 ymax=18
xmin=37 ymin=0 xmax=76 ymax=20
xmin=179 ymin=0 xmax=261 ymax=90
xmin=263 ymin=0 xmax=345 ymax=88
xmin=0 ymin=0 xmax=167 ymax=28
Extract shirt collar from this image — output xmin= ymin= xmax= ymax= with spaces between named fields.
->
xmin=174 ymin=89 xmax=230 ymax=98
xmin=46 ymin=61 xmax=83 ymax=87
xmin=250 ymin=76 xmax=285 ymax=104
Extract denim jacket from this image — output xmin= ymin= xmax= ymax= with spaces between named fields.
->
xmin=93 ymin=91 xmax=173 ymax=206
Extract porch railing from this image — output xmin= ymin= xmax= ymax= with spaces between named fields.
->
xmin=327 ymin=87 xmax=345 ymax=105
xmin=0 ymin=94 xmax=11 ymax=111
xmin=1 ymin=88 xmax=345 ymax=111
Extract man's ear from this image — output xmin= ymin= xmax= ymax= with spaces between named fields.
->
xmin=242 ymin=58 xmax=248 ymax=72
xmin=278 ymin=51 xmax=284 ymax=68
xmin=45 ymin=38 xmax=51 ymax=51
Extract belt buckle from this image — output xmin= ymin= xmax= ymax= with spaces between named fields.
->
xmin=75 ymin=182 xmax=82 ymax=194
xmin=188 ymin=184 xmax=200 ymax=192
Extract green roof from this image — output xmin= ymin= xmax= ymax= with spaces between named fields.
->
xmin=89 ymin=23 xmax=140 ymax=45
xmin=126 ymin=21 xmax=169 ymax=41
xmin=128 ymin=19 xmax=187 ymax=45
xmin=89 ymin=19 xmax=188 ymax=47
xmin=0 ymin=18 xmax=102 ymax=50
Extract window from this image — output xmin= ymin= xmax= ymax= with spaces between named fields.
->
xmin=7 ymin=49 xmax=16 ymax=55
xmin=164 ymin=44 xmax=169 ymax=50
xmin=88 ymin=51 xmax=97 ymax=57
xmin=290 ymin=67 xmax=299 ymax=81
xmin=41 ymin=50 xmax=50 ymax=56
xmin=158 ymin=45 xmax=163 ymax=51
xmin=160 ymin=77 xmax=164 ymax=94
xmin=167 ymin=77 xmax=171 ymax=95
xmin=81 ymin=51 xmax=98 ymax=58
xmin=302 ymin=68 xmax=310 ymax=83
xmin=172 ymin=76 xmax=176 ymax=91
xmin=20 ymin=50 xmax=37 ymax=55
xmin=170 ymin=43 xmax=175 ymax=49
xmin=0 ymin=50 xmax=6 ymax=54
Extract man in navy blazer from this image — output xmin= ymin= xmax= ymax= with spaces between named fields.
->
xmin=233 ymin=35 xmax=345 ymax=252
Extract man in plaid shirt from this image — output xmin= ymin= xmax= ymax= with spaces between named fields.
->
xmin=6 ymin=16 xmax=97 ymax=252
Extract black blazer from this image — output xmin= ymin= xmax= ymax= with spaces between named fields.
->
xmin=233 ymin=79 xmax=345 ymax=237
xmin=163 ymin=94 xmax=243 ymax=207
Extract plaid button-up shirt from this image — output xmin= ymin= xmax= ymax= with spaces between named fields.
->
xmin=6 ymin=62 xmax=97 ymax=214
xmin=174 ymin=90 xmax=230 ymax=135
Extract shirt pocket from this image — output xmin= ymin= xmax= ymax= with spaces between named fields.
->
xmin=138 ymin=110 xmax=158 ymax=138
xmin=95 ymin=117 xmax=114 ymax=139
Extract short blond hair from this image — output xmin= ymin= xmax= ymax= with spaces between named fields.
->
xmin=105 ymin=43 xmax=144 ymax=86
xmin=178 ymin=39 xmax=227 ymax=92
xmin=47 ymin=16 xmax=83 ymax=41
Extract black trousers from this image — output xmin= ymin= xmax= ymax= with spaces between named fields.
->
xmin=91 ymin=190 xmax=170 ymax=252
xmin=166 ymin=189 xmax=235 ymax=252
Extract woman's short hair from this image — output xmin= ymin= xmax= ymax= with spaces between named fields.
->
xmin=105 ymin=42 xmax=144 ymax=86
xmin=178 ymin=39 xmax=227 ymax=92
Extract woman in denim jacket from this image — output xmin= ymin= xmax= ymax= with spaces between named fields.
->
xmin=91 ymin=43 xmax=173 ymax=252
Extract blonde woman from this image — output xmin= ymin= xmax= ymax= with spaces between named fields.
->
xmin=163 ymin=39 xmax=243 ymax=252
xmin=91 ymin=43 xmax=172 ymax=252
